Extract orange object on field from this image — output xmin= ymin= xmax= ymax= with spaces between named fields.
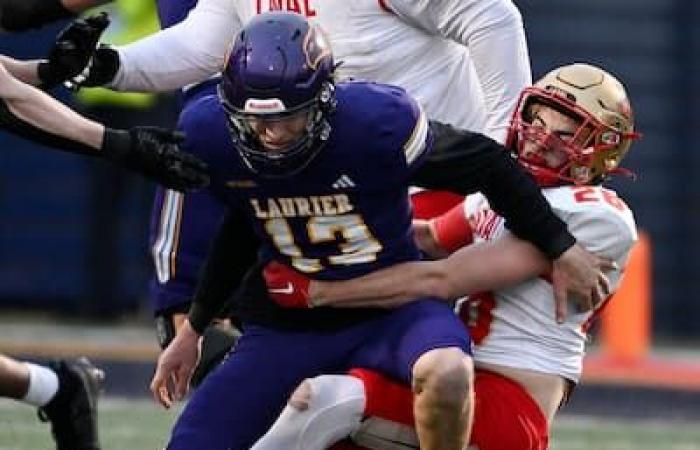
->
xmin=600 ymin=231 xmax=652 ymax=361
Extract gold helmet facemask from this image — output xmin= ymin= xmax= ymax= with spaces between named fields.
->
xmin=506 ymin=63 xmax=641 ymax=186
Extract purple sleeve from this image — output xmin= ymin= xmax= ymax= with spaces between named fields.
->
xmin=148 ymin=185 xmax=226 ymax=315
xmin=156 ymin=0 xmax=199 ymax=28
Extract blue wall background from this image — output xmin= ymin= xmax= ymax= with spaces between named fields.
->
xmin=1 ymin=2 xmax=699 ymax=338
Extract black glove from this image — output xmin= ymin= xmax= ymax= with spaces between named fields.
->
xmin=37 ymin=12 xmax=116 ymax=88
xmin=101 ymin=126 xmax=210 ymax=192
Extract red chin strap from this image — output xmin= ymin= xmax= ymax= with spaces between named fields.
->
xmin=519 ymin=160 xmax=571 ymax=187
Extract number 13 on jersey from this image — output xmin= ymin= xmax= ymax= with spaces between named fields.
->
xmin=264 ymin=214 xmax=383 ymax=273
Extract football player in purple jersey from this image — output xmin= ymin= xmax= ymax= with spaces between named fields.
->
xmin=149 ymin=12 xmax=609 ymax=450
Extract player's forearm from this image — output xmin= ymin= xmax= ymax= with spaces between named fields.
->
xmin=111 ymin=0 xmax=234 ymax=91
xmin=188 ymin=211 xmax=259 ymax=333
xmin=3 ymin=75 xmax=102 ymax=148
xmin=313 ymin=235 xmax=550 ymax=308
xmin=0 ymin=65 xmax=103 ymax=151
xmin=0 ymin=55 xmax=41 ymax=86
xmin=439 ymin=235 xmax=549 ymax=298
xmin=311 ymin=261 xmax=450 ymax=308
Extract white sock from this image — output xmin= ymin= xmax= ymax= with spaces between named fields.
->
xmin=22 ymin=363 xmax=59 ymax=407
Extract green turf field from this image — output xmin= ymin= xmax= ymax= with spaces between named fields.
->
xmin=1 ymin=398 xmax=699 ymax=450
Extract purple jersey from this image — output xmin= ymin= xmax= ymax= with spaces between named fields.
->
xmin=150 ymin=81 xmax=430 ymax=318
xmin=156 ymin=0 xmax=198 ymax=28
xmin=189 ymin=81 xmax=428 ymax=275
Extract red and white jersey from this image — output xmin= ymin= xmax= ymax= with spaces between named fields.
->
xmin=462 ymin=185 xmax=638 ymax=382
xmin=112 ymin=0 xmax=531 ymax=141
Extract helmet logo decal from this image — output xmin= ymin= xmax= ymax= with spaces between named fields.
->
xmin=244 ymin=98 xmax=287 ymax=113
xmin=303 ymin=25 xmax=331 ymax=69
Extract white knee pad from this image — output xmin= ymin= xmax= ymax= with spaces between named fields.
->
xmin=251 ymin=375 xmax=366 ymax=450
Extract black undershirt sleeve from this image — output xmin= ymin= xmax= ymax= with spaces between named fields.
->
xmin=0 ymin=0 xmax=75 ymax=32
xmin=188 ymin=209 xmax=260 ymax=334
xmin=0 ymin=98 xmax=96 ymax=155
xmin=411 ymin=120 xmax=575 ymax=260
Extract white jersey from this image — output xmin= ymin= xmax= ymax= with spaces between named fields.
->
xmin=111 ymin=0 xmax=531 ymax=142
xmin=461 ymin=185 xmax=637 ymax=383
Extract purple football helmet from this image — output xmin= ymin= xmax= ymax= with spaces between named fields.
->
xmin=219 ymin=11 xmax=336 ymax=177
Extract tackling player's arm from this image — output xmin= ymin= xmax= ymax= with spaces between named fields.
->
xmin=266 ymin=200 xmax=548 ymax=308
xmin=310 ymin=234 xmax=548 ymax=308
xmin=309 ymin=191 xmax=633 ymax=311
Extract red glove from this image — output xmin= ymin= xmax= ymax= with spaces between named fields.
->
xmin=262 ymin=260 xmax=312 ymax=308
xmin=429 ymin=202 xmax=474 ymax=254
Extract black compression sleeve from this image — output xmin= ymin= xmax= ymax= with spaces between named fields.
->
xmin=0 ymin=98 xmax=97 ymax=155
xmin=188 ymin=210 xmax=260 ymax=334
xmin=411 ymin=121 xmax=575 ymax=259
xmin=0 ymin=0 xmax=75 ymax=32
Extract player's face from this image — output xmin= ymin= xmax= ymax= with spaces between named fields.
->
xmin=522 ymin=104 xmax=581 ymax=169
xmin=246 ymin=111 xmax=309 ymax=153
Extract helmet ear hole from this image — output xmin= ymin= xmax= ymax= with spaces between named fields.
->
xmin=319 ymin=82 xmax=336 ymax=108
xmin=604 ymin=155 xmax=620 ymax=170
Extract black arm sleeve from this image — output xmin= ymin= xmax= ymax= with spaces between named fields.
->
xmin=0 ymin=0 xmax=75 ymax=32
xmin=188 ymin=210 xmax=260 ymax=334
xmin=411 ymin=121 xmax=575 ymax=259
xmin=0 ymin=98 xmax=97 ymax=155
